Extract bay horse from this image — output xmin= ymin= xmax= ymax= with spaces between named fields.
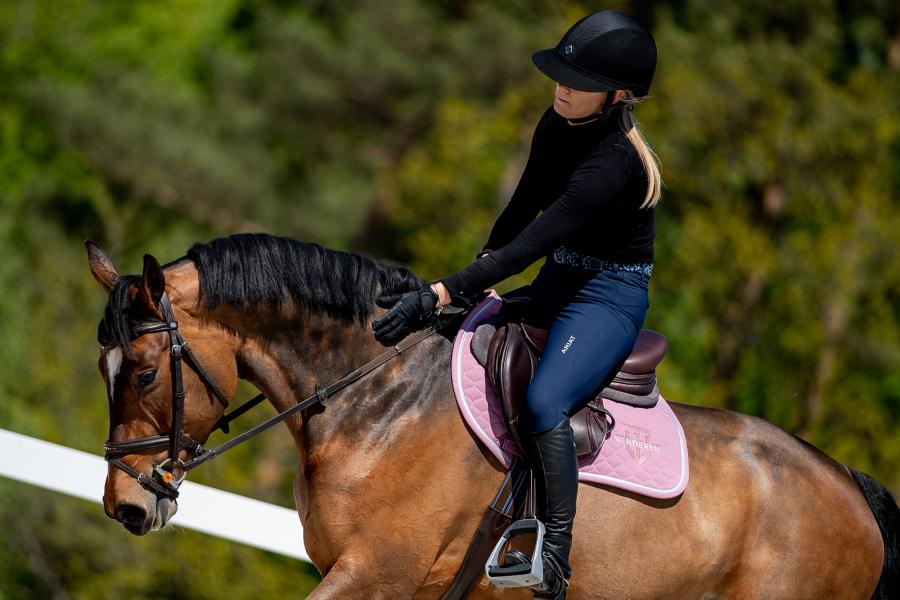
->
xmin=86 ymin=233 xmax=898 ymax=599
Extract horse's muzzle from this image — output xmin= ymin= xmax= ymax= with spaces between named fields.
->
xmin=112 ymin=496 xmax=177 ymax=535
xmin=115 ymin=501 xmax=152 ymax=535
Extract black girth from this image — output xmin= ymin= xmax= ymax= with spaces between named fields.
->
xmin=104 ymin=292 xmax=437 ymax=499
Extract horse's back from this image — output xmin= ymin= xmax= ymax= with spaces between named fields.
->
xmin=555 ymin=402 xmax=883 ymax=599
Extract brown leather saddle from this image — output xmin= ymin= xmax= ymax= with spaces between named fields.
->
xmin=470 ymin=297 xmax=668 ymax=464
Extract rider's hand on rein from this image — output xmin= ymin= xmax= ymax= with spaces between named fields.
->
xmin=372 ymin=286 xmax=439 ymax=346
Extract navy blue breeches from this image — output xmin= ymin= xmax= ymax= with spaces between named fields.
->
xmin=513 ymin=259 xmax=650 ymax=435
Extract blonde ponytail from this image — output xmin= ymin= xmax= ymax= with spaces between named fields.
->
xmin=618 ymin=91 xmax=662 ymax=208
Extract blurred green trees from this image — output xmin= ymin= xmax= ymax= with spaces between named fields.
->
xmin=0 ymin=0 xmax=897 ymax=597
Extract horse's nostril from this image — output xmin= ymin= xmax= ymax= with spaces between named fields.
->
xmin=115 ymin=503 xmax=147 ymax=526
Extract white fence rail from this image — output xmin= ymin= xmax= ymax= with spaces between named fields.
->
xmin=0 ymin=428 xmax=309 ymax=562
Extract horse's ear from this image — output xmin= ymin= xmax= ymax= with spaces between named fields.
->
xmin=137 ymin=254 xmax=167 ymax=310
xmin=85 ymin=240 xmax=119 ymax=292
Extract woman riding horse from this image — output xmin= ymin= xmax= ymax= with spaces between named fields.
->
xmin=373 ymin=10 xmax=660 ymax=598
xmin=87 ymin=8 xmax=898 ymax=598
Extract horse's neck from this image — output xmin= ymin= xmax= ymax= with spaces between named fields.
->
xmin=162 ymin=259 xmax=374 ymax=438
xmin=229 ymin=310 xmax=355 ymax=407
xmin=165 ymin=260 xmax=455 ymax=491
xmin=222 ymin=303 xmax=450 ymax=455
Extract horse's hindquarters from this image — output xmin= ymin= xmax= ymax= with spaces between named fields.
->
xmin=559 ymin=403 xmax=883 ymax=599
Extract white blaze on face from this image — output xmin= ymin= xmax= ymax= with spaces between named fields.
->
xmin=105 ymin=347 xmax=123 ymax=401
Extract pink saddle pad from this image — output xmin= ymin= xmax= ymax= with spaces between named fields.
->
xmin=451 ymin=293 xmax=689 ymax=499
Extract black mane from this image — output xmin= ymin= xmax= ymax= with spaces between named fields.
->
xmin=186 ymin=233 xmax=424 ymax=318
xmin=99 ymin=233 xmax=425 ymax=353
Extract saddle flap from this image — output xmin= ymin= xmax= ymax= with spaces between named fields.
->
xmin=487 ymin=321 xmax=538 ymax=450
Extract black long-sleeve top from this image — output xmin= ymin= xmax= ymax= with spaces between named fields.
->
xmin=440 ymin=105 xmax=655 ymax=299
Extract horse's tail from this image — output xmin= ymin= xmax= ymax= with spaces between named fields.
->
xmin=848 ymin=467 xmax=900 ymax=600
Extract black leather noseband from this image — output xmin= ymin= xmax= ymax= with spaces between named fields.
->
xmin=104 ymin=291 xmax=437 ymax=499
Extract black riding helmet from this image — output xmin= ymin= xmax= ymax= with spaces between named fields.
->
xmin=532 ymin=10 xmax=657 ymax=97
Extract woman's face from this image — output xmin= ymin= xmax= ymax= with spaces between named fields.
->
xmin=553 ymin=83 xmax=620 ymax=121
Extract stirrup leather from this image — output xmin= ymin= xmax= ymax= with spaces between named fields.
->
xmin=484 ymin=518 xmax=545 ymax=587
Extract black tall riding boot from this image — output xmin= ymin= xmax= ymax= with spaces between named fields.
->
xmin=520 ymin=418 xmax=579 ymax=599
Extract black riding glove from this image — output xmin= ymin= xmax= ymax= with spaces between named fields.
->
xmin=372 ymin=286 xmax=439 ymax=346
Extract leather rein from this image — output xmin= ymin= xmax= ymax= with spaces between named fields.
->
xmin=104 ymin=292 xmax=438 ymax=499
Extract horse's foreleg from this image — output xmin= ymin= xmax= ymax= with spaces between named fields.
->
xmin=306 ymin=553 xmax=428 ymax=600
xmin=308 ymin=544 xmax=521 ymax=600
xmin=304 ymin=555 xmax=368 ymax=600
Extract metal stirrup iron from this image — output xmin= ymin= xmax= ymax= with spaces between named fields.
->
xmin=484 ymin=518 xmax=547 ymax=588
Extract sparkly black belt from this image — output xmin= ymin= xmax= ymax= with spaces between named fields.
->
xmin=552 ymin=246 xmax=653 ymax=278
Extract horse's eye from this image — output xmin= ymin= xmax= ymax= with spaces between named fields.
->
xmin=135 ymin=370 xmax=157 ymax=390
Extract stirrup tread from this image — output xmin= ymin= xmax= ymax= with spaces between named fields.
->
xmin=501 ymin=549 xmax=531 ymax=567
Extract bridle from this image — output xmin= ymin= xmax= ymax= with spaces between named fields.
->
xmin=103 ymin=291 xmax=439 ymax=499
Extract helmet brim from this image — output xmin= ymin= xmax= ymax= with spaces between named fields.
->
xmin=532 ymin=49 xmax=625 ymax=93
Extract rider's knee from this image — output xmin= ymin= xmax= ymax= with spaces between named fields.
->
xmin=522 ymin=382 xmax=561 ymax=434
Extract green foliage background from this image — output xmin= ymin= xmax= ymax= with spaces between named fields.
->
xmin=0 ymin=1 xmax=897 ymax=597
